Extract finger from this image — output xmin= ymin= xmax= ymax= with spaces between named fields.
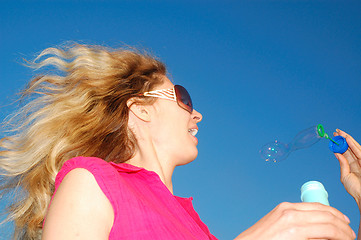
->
xmin=282 ymin=202 xmax=350 ymax=224
xmin=301 ymin=222 xmax=355 ymax=240
xmin=335 ymin=153 xmax=351 ymax=181
xmin=282 ymin=205 xmax=355 ymax=239
xmin=297 ymin=209 xmax=348 ymax=225
xmin=334 ymin=130 xmax=358 ymax=170
xmin=309 ymin=212 xmax=354 ymax=240
xmin=343 ymin=149 xmax=358 ymax=168
xmin=336 ymin=129 xmax=361 ymax=159
xmin=346 ymin=135 xmax=361 ymax=160
xmin=337 ymin=129 xmax=361 ymax=150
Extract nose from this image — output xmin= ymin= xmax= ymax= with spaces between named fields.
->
xmin=192 ymin=109 xmax=203 ymax=123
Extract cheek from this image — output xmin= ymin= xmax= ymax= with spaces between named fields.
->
xmin=153 ymin=117 xmax=180 ymax=142
xmin=153 ymin=105 xmax=192 ymax=146
xmin=160 ymin=123 xmax=187 ymax=150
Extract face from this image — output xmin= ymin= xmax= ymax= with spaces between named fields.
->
xmin=149 ymin=77 xmax=203 ymax=166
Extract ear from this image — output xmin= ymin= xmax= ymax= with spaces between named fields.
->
xmin=127 ymin=99 xmax=151 ymax=122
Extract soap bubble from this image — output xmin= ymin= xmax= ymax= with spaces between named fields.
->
xmin=290 ymin=125 xmax=321 ymax=150
xmin=259 ymin=140 xmax=290 ymax=162
xmin=260 ymin=125 xmax=322 ymax=162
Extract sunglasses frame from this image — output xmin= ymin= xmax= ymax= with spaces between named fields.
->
xmin=141 ymin=85 xmax=193 ymax=113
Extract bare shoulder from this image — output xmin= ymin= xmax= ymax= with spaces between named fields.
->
xmin=42 ymin=168 xmax=114 ymax=240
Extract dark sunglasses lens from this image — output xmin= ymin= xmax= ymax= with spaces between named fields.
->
xmin=174 ymin=85 xmax=193 ymax=113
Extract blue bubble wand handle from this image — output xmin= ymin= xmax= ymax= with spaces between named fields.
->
xmin=301 ymin=181 xmax=330 ymax=206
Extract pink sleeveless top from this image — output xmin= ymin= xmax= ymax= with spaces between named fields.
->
xmin=52 ymin=156 xmax=218 ymax=240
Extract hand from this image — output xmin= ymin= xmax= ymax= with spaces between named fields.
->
xmin=234 ymin=202 xmax=355 ymax=240
xmin=333 ymin=129 xmax=361 ymax=207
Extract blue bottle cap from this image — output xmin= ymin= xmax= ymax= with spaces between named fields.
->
xmin=328 ymin=136 xmax=348 ymax=154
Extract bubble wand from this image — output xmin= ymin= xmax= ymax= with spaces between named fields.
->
xmin=316 ymin=124 xmax=338 ymax=145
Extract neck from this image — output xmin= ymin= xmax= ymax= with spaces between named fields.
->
xmin=125 ymin=141 xmax=175 ymax=194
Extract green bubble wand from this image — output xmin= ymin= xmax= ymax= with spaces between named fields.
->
xmin=316 ymin=124 xmax=339 ymax=145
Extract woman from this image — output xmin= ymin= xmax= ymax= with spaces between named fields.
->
xmin=0 ymin=43 xmax=359 ymax=239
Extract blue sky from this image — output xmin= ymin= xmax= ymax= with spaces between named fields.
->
xmin=1 ymin=1 xmax=361 ymax=239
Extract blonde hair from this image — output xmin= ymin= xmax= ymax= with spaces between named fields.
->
xmin=0 ymin=43 xmax=166 ymax=239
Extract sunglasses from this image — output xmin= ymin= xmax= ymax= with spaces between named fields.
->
xmin=141 ymin=85 xmax=193 ymax=113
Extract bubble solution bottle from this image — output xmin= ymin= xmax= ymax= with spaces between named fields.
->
xmin=259 ymin=124 xmax=348 ymax=162
xmin=300 ymin=181 xmax=329 ymax=206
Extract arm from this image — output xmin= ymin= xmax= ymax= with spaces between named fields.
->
xmin=333 ymin=129 xmax=361 ymax=240
xmin=42 ymin=168 xmax=114 ymax=240
xmin=233 ymin=130 xmax=361 ymax=240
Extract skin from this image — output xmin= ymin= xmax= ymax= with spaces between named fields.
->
xmin=125 ymin=77 xmax=202 ymax=193
xmin=42 ymin=169 xmax=114 ymax=239
xmin=333 ymin=129 xmax=361 ymax=240
xmin=42 ymin=77 xmax=202 ymax=239
xmin=42 ymin=77 xmax=359 ymax=239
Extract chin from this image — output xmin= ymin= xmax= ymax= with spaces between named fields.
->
xmin=176 ymin=148 xmax=198 ymax=166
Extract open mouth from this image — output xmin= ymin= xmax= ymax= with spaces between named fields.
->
xmin=188 ymin=129 xmax=198 ymax=137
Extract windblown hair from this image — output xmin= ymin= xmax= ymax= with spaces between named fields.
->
xmin=0 ymin=43 xmax=166 ymax=239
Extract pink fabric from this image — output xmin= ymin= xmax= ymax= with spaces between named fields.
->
xmin=52 ymin=156 xmax=218 ymax=240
